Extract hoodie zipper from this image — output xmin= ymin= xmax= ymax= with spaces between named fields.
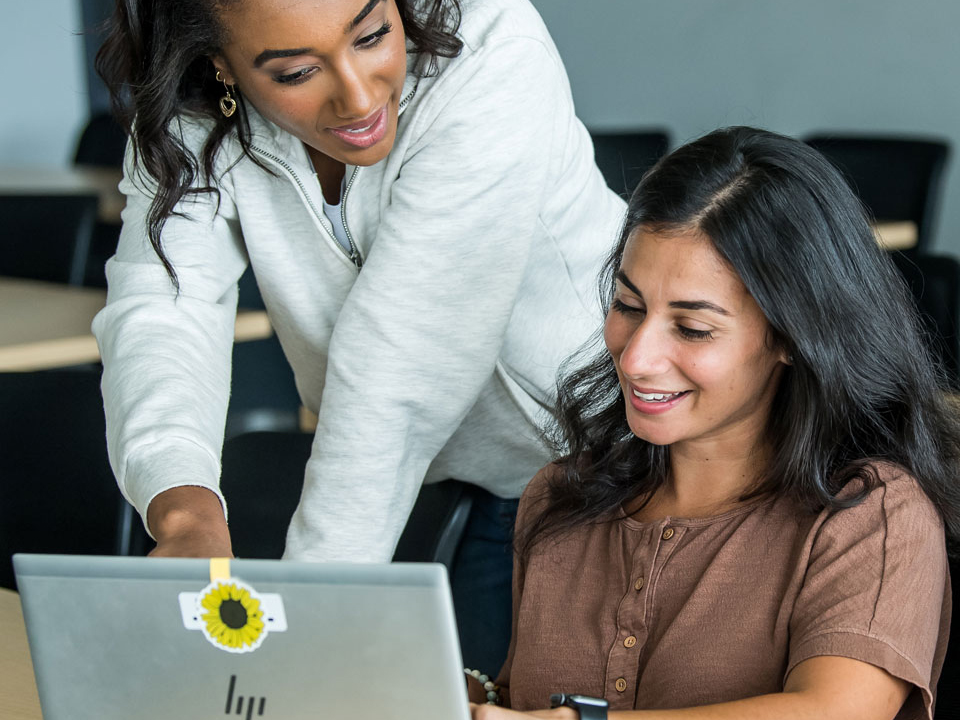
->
xmin=339 ymin=164 xmax=361 ymax=268
xmin=247 ymin=82 xmax=418 ymax=271
xmin=249 ymin=144 xmax=364 ymax=269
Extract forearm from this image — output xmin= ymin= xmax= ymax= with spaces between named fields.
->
xmin=607 ymin=691 xmax=852 ymax=720
xmin=478 ymin=691 xmax=895 ymax=720
xmin=477 ymin=657 xmax=910 ymax=720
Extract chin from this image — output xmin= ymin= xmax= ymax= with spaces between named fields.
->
xmin=627 ymin=422 xmax=677 ymax=447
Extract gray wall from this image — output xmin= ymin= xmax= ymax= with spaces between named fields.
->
xmin=0 ymin=0 xmax=87 ymax=167
xmin=530 ymin=0 xmax=960 ymax=254
xmin=2 ymin=0 xmax=958 ymax=251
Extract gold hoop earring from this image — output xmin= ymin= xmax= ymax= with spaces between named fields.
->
xmin=216 ymin=70 xmax=237 ymax=118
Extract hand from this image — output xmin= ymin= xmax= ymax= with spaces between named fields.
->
xmin=470 ymin=704 xmax=575 ymax=720
xmin=146 ymin=486 xmax=234 ymax=558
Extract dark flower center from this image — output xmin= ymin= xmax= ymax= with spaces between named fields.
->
xmin=219 ymin=599 xmax=248 ymax=629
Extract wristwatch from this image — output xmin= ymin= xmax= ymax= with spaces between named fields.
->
xmin=549 ymin=693 xmax=609 ymax=719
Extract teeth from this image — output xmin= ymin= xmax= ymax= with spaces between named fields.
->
xmin=633 ymin=390 xmax=682 ymax=403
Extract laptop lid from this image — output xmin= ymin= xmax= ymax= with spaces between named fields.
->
xmin=14 ymin=554 xmax=471 ymax=720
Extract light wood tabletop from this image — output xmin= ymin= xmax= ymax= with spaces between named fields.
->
xmin=0 ymin=166 xmax=125 ymax=224
xmin=0 ymin=277 xmax=273 ymax=372
xmin=0 ymin=588 xmax=42 ymax=720
xmin=873 ymin=220 xmax=918 ymax=250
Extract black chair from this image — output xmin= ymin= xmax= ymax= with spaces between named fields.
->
xmin=889 ymin=251 xmax=960 ymax=388
xmin=0 ymin=194 xmax=98 ymax=286
xmin=217 ymin=430 xmax=474 ymax=567
xmin=0 ymin=369 xmax=133 ymax=589
xmin=73 ymin=112 xmax=128 ymax=288
xmin=74 ymin=112 xmax=128 ymax=169
xmin=590 ymin=130 xmax=670 ymax=198
xmin=225 ymin=267 xmax=302 ymax=438
xmin=805 ymin=135 xmax=950 ymax=252
xmin=934 ymin=548 xmax=960 ymax=719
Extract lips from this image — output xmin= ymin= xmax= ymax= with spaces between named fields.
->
xmin=627 ymin=386 xmax=690 ymax=415
xmin=327 ymin=106 xmax=388 ymax=149
xmin=633 ymin=390 xmax=684 ymax=403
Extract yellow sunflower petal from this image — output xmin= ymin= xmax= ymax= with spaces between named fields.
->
xmin=200 ymin=595 xmax=216 ymax=610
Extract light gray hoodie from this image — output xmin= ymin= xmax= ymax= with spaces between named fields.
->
xmin=92 ymin=0 xmax=627 ymax=562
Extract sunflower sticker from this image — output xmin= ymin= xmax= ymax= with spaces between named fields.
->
xmin=178 ymin=561 xmax=287 ymax=654
xmin=197 ymin=579 xmax=267 ymax=653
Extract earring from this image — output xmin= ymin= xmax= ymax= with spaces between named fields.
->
xmin=216 ymin=70 xmax=237 ymax=118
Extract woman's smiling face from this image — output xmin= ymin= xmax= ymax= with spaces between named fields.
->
xmin=604 ymin=227 xmax=788 ymax=454
xmin=212 ymin=0 xmax=408 ymax=167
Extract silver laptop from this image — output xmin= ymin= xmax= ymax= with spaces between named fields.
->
xmin=14 ymin=554 xmax=471 ymax=720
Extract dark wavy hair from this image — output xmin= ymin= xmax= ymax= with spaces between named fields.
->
xmin=519 ymin=126 xmax=960 ymax=555
xmin=95 ymin=0 xmax=462 ymax=286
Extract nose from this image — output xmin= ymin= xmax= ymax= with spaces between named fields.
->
xmin=330 ymin=57 xmax=377 ymax=120
xmin=615 ymin=317 xmax=673 ymax=380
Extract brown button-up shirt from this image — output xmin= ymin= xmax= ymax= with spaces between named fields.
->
xmin=500 ymin=465 xmax=950 ymax=720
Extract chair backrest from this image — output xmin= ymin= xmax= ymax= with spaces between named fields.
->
xmin=72 ymin=112 xmax=128 ymax=288
xmin=805 ymin=135 xmax=950 ymax=252
xmin=73 ymin=112 xmax=128 ymax=169
xmin=0 ymin=369 xmax=126 ymax=589
xmin=225 ymin=268 xmax=303 ymax=438
xmin=218 ymin=430 xmax=474 ymax=566
xmin=590 ymin=130 xmax=671 ymax=198
xmin=0 ymin=194 xmax=99 ymax=286
xmin=889 ymin=251 xmax=960 ymax=388
xmin=934 ymin=551 xmax=960 ymax=719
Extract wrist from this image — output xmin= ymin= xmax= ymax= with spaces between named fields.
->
xmin=550 ymin=693 xmax=608 ymax=720
xmin=147 ymin=486 xmax=227 ymax=541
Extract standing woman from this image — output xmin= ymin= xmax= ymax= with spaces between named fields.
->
xmin=92 ymin=0 xmax=625 ymax=671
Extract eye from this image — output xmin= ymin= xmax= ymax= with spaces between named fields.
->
xmin=357 ymin=21 xmax=393 ymax=48
xmin=677 ymin=326 xmax=713 ymax=341
xmin=274 ymin=67 xmax=316 ymax=85
xmin=612 ymin=298 xmax=645 ymax=316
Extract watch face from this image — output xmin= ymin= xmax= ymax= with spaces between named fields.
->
xmin=550 ymin=693 xmax=609 ymax=717
xmin=569 ymin=695 xmax=609 ymax=708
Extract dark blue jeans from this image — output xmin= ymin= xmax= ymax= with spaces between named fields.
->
xmin=449 ymin=488 xmax=519 ymax=677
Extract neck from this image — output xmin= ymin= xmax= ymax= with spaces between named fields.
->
xmin=307 ymin=146 xmax=346 ymax=205
xmin=628 ymin=435 xmax=773 ymax=521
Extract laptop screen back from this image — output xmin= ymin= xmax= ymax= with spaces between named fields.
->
xmin=14 ymin=554 xmax=471 ymax=720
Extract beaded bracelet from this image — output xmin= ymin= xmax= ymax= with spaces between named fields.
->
xmin=464 ymin=667 xmax=501 ymax=705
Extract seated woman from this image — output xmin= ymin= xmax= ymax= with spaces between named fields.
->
xmin=472 ymin=126 xmax=960 ymax=720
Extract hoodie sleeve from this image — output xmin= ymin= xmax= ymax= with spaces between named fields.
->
xmin=284 ymin=36 xmax=571 ymax=561
xmin=92 ymin=129 xmax=248 ymax=530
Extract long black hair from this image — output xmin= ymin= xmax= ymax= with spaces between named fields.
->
xmin=95 ymin=0 xmax=462 ymax=285
xmin=519 ymin=126 xmax=960 ymax=554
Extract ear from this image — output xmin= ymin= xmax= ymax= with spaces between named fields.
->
xmin=210 ymin=57 xmax=237 ymax=86
xmin=779 ymin=348 xmax=794 ymax=365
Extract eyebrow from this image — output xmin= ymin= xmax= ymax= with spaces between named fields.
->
xmin=347 ymin=0 xmax=385 ymax=31
xmin=252 ymin=0 xmax=385 ymax=68
xmin=615 ymin=271 xmax=731 ymax=317
xmin=254 ymin=47 xmax=313 ymax=67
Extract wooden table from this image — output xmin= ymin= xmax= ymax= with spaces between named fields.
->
xmin=0 ymin=166 xmax=125 ymax=224
xmin=0 ymin=588 xmax=42 ymax=720
xmin=873 ymin=221 xmax=918 ymax=250
xmin=0 ymin=277 xmax=273 ymax=372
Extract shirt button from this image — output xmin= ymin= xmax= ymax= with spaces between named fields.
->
xmin=661 ymin=527 xmax=675 ymax=540
xmin=634 ymin=576 xmax=644 ymax=591
xmin=615 ymin=678 xmax=628 ymax=693
xmin=624 ymin=635 xmax=637 ymax=648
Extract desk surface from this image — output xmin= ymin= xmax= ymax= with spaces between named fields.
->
xmin=0 ymin=166 xmax=125 ymax=224
xmin=0 ymin=277 xmax=273 ymax=372
xmin=0 ymin=588 xmax=42 ymax=720
xmin=873 ymin=221 xmax=917 ymax=250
